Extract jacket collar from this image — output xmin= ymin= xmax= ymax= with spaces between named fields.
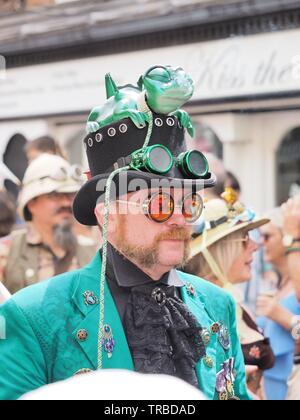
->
xmin=26 ymin=223 xmax=43 ymax=246
xmin=179 ymin=271 xmax=219 ymax=322
xmin=106 ymin=243 xmax=184 ymax=288
xmin=71 ymin=253 xmax=134 ymax=371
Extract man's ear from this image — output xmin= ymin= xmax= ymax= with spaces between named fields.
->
xmin=94 ymin=203 xmax=104 ymax=226
xmin=27 ymin=198 xmax=38 ymax=217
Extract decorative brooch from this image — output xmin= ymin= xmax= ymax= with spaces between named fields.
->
xmin=83 ymin=291 xmax=99 ymax=306
xmin=102 ymin=324 xmax=115 ymax=359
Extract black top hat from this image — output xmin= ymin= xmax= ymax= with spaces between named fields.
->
xmin=73 ymin=113 xmax=216 ymax=226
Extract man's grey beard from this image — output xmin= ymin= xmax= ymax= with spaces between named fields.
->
xmin=114 ymin=215 xmax=191 ymax=270
xmin=53 ymin=220 xmax=77 ymax=254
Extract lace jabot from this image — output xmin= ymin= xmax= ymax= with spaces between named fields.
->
xmin=124 ymin=283 xmax=206 ymax=387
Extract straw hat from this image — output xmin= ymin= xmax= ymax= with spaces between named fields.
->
xmin=190 ymin=188 xmax=270 ymax=259
xmin=19 ymin=154 xmax=83 ymax=221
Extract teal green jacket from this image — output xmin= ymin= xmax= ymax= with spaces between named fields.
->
xmin=0 ymin=254 xmax=250 ymax=400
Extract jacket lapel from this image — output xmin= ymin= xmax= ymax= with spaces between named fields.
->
xmin=179 ymin=272 xmax=219 ymax=324
xmin=71 ymin=254 xmax=134 ymax=371
xmin=180 ymin=274 xmax=219 ymax=400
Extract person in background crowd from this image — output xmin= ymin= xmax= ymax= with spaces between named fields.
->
xmin=25 ymin=135 xmax=66 ymax=163
xmin=184 ymin=191 xmax=275 ymax=399
xmin=282 ymin=196 xmax=300 ymax=301
xmin=25 ymin=136 xmax=97 ymax=244
xmin=225 ymin=171 xmax=242 ymax=200
xmin=257 ymin=207 xmax=300 ymax=400
xmin=223 ymin=170 xmax=262 ymax=314
xmin=281 ymin=196 xmax=300 ymax=400
xmin=0 ymin=153 xmax=96 ymax=295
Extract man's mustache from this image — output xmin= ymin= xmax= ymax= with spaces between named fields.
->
xmin=156 ymin=228 xmax=191 ymax=242
xmin=55 ymin=207 xmax=73 ymax=216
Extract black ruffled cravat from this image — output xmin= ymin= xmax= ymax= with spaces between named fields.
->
xmin=124 ymin=283 xmax=206 ymax=387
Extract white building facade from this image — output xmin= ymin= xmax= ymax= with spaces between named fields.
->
xmin=1 ymin=0 xmax=300 ymax=212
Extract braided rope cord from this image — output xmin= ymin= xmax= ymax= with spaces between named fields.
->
xmin=97 ymin=109 xmax=153 ymax=369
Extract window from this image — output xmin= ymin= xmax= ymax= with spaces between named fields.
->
xmin=276 ymin=127 xmax=300 ymax=205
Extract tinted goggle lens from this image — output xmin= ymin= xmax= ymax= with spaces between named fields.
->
xmin=145 ymin=192 xmax=203 ymax=223
xmin=146 ymin=192 xmax=175 ymax=223
xmin=131 ymin=145 xmax=173 ymax=175
xmin=177 ymin=150 xmax=209 ymax=178
xmin=146 ymin=146 xmax=173 ymax=174
xmin=182 ymin=193 xmax=204 ymax=223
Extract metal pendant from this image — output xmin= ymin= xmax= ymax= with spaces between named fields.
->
xmin=101 ymin=324 xmax=115 ymax=359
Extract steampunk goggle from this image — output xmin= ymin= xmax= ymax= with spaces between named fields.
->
xmin=115 ymin=145 xmax=209 ymax=179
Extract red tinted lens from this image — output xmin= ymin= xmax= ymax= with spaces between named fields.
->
xmin=182 ymin=193 xmax=203 ymax=223
xmin=147 ymin=192 xmax=174 ymax=223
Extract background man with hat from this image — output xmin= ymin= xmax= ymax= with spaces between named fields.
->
xmin=0 ymin=153 xmax=95 ymax=294
xmin=0 ymin=66 xmax=249 ymax=400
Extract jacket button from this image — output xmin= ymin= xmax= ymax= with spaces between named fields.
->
xmin=201 ymin=328 xmax=211 ymax=346
xmin=204 ymin=356 xmax=214 ymax=369
xmin=77 ymin=329 xmax=88 ymax=342
xmin=211 ymin=323 xmax=220 ymax=334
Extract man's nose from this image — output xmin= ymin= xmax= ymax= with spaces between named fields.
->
xmin=60 ymin=194 xmax=74 ymax=206
xmin=165 ymin=211 xmax=187 ymax=228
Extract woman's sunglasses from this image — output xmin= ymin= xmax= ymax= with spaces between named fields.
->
xmin=261 ymin=233 xmax=272 ymax=242
xmin=225 ymin=233 xmax=251 ymax=247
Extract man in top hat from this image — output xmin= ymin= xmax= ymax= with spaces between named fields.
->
xmin=0 ymin=66 xmax=249 ymax=400
xmin=0 ymin=154 xmax=95 ymax=295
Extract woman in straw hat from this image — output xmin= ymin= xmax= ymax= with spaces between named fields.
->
xmin=184 ymin=188 xmax=275 ymax=398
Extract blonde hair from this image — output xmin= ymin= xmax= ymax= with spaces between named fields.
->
xmin=185 ymin=230 xmax=244 ymax=284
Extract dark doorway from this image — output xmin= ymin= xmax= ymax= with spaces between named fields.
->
xmin=276 ymin=127 xmax=300 ymax=205
xmin=3 ymin=134 xmax=28 ymax=201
